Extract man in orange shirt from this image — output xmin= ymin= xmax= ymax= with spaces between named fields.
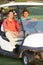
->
xmin=3 ymin=10 xmax=20 ymax=48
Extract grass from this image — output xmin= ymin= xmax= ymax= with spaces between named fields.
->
xmin=0 ymin=55 xmax=43 ymax=65
xmin=0 ymin=55 xmax=22 ymax=65
xmin=0 ymin=0 xmax=27 ymax=4
xmin=0 ymin=0 xmax=43 ymax=4
xmin=30 ymin=15 xmax=43 ymax=20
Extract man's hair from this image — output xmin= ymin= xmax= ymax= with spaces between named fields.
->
xmin=8 ymin=10 xmax=14 ymax=14
xmin=23 ymin=9 xmax=29 ymax=14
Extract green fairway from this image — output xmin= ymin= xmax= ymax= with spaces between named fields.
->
xmin=0 ymin=55 xmax=22 ymax=65
xmin=30 ymin=15 xmax=43 ymax=20
xmin=0 ymin=55 xmax=43 ymax=65
xmin=0 ymin=0 xmax=43 ymax=4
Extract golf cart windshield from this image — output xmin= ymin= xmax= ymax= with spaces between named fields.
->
xmin=22 ymin=20 xmax=43 ymax=34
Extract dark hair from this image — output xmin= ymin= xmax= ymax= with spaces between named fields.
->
xmin=23 ymin=9 xmax=29 ymax=14
xmin=8 ymin=10 xmax=14 ymax=14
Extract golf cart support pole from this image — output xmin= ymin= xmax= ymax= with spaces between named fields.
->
xmin=17 ymin=6 xmax=25 ymax=38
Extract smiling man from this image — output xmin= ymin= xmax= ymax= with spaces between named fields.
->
xmin=3 ymin=10 xmax=20 ymax=47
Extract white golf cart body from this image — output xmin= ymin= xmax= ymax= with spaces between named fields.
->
xmin=0 ymin=32 xmax=43 ymax=52
xmin=23 ymin=33 xmax=43 ymax=47
xmin=0 ymin=2 xmax=43 ymax=61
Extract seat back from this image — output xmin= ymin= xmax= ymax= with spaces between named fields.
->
xmin=1 ymin=24 xmax=4 ymax=32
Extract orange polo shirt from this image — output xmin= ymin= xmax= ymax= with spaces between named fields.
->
xmin=3 ymin=18 xmax=20 ymax=32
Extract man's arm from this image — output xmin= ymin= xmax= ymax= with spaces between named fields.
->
xmin=3 ymin=19 xmax=8 ymax=32
xmin=15 ymin=20 xmax=20 ymax=32
xmin=13 ymin=20 xmax=20 ymax=37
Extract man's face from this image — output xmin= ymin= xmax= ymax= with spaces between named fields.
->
xmin=23 ymin=11 xmax=29 ymax=18
xmin=8 ymin=12 xmax=14 ymax=19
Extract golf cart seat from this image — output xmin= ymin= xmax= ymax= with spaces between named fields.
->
xmin=1 ymin=32 xmax=10 ymax=42
xmin=1 ymin=24 xmax=10 ymax=42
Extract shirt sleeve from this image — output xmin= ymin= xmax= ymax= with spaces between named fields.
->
xmin=28 ymin=17 xmax=31 ymax=20
xmin=15 ymin=20 xmax=20 ymax=32
xmin=3 ymin=19 xmax=8 ymax=31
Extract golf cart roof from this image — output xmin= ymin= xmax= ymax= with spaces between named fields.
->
xmin=0 ymin=2 xmax=43 ymax=8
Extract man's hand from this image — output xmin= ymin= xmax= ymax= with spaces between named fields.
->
xmin=14 ymin=32 xmax=19 ymax=37
xmin=32 ymin=18 xmax=37 ymax=21
xmin=11 ymin=31 xmax=20 ymax=37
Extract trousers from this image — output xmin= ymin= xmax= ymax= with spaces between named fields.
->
xmin=5 ymin=31 xmax=19 ymax=48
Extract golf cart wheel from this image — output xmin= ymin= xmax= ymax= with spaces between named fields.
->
xmin=22 ymin=52 xmax=35 ymax=65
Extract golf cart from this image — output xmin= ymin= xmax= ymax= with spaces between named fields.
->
xmin=0 ymin=2 xmax=43 ymax=65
